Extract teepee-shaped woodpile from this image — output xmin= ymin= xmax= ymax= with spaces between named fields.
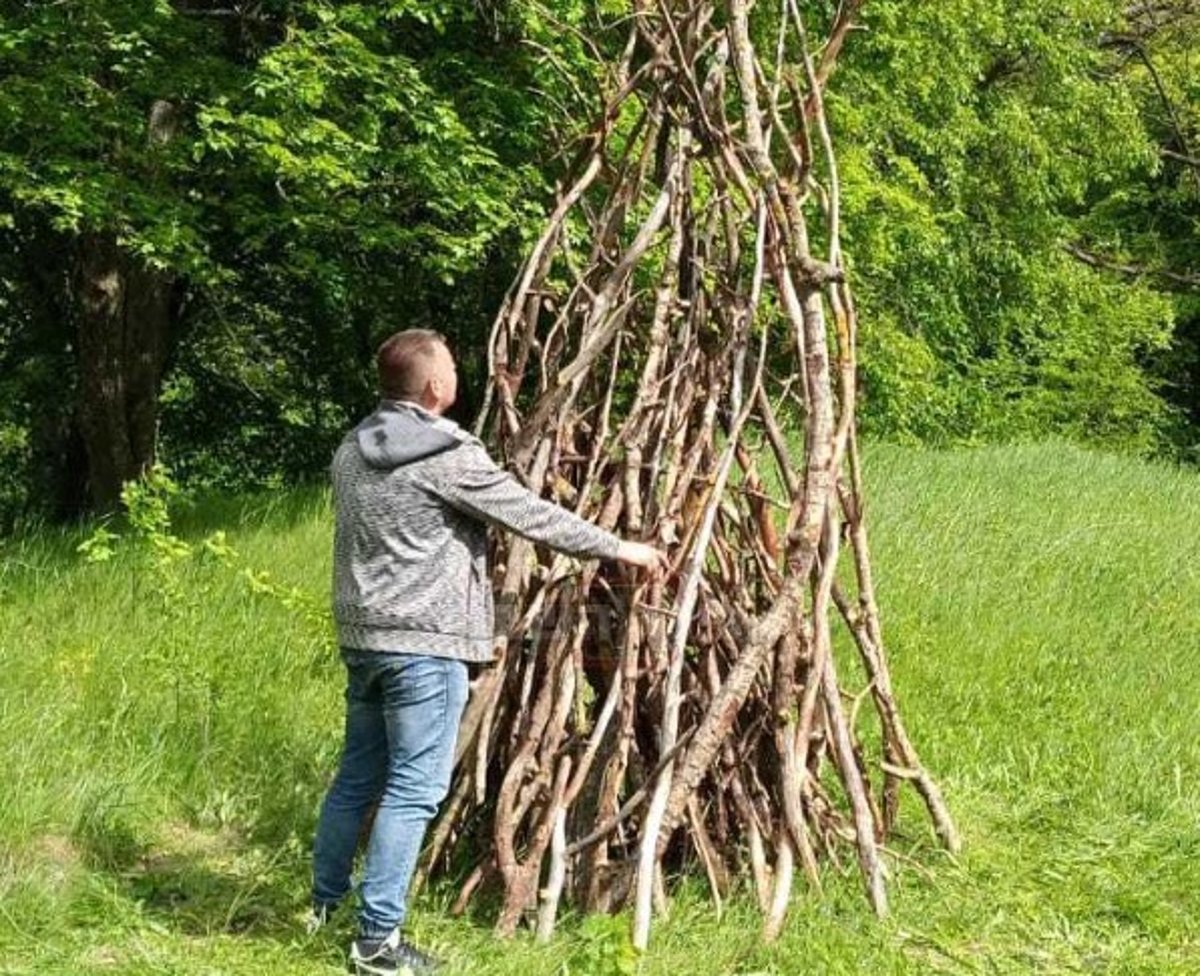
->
xmin=415 ymin=0 xmax=959 ymax=946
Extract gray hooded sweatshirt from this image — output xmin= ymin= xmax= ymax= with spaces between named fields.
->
xmin=331 ymin=400 xmax=621 ymax=661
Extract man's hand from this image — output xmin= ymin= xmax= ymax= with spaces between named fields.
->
xmin=616 ymin=540 xmax=671 ymax=578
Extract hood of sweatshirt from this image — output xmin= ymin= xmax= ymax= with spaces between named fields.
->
xmin=354 ymin=400 xmax=466 ymax=469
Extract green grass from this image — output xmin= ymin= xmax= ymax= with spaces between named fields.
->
xmin=1 ymin=442 xmax=1198 ymax=974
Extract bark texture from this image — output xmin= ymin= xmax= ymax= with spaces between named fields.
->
xmin=74 ymin=234 xmax=173 ymax=511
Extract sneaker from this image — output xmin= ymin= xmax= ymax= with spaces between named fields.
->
xmin=350 ymin=928 xmax=440 ymax=975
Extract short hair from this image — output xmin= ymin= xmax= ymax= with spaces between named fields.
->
xmin=376 ymin=329 xmax=448 ymax=401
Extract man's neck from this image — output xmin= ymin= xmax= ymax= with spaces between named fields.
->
xmin=386 ymin=398 xmax=447 ymax=420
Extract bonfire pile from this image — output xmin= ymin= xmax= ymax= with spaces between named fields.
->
xmin=414 ymin=0 xmax=958 ymax=945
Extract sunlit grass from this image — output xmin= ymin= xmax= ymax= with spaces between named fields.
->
xmin=1 ymin=442 xmax=1197 ymax=974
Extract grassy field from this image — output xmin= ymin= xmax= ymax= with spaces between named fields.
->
xmin=1 ymin=442 xmax=1197 ymax=975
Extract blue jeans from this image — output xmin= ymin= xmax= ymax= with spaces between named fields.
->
xmin=312 ymin=649 xmax=469 ymax=938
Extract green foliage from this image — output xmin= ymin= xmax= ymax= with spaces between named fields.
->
xmin=833 ymin=0 xmax=1179 ymax=451
xmin=0 ymin=0 xmax=602 ymax=519
xmin=78 ymin=465 xmax=196 ymax=606
xmin=0 ymin=420 xmax=31 ymax=531
xmin=1079 ymin=3 xmax=1200 ymax=458
xmin=74 ymin=525 xmax=119 ymax=565
xmin=77 ymin=463 xmax=327 ymax=628
xmin=1 ymin=0 xmax=1198 ymax=527
xmin=563 ymin=914 xmax=639 ymax=976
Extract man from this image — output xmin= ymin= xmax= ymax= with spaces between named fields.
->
xmin=312 ymin=329 xmax=667 ymax=975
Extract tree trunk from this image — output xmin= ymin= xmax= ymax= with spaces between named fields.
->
xmin=74 ymin=234 xmax=173 ymax=511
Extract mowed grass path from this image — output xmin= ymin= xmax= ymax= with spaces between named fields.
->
xmin=0 ymin=443 xmax=1197 ymax=974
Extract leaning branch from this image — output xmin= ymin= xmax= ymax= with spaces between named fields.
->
xmin=1064 ymin=242 xmax=1200 ymax=290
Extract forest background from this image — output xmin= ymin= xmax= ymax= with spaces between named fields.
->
xmin=1 ymin=0 xmax=1198 ymax=527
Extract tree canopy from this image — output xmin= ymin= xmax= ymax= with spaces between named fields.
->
xmin=0 ymin=0 xmax=1196 ymax=525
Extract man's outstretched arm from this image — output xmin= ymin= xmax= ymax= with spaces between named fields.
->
xmin=434 ymin=444 xmax=667 ymax=572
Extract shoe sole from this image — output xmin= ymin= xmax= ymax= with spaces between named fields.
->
xmin=350 ymin=960 xmax=419 ymax=976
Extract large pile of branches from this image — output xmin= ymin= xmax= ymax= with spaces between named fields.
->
xmin=414 ymin=0 xmax=958 ymax=946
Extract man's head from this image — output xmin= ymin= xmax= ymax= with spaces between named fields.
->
xmin=376 ymin=329 xmax=458 ymax=415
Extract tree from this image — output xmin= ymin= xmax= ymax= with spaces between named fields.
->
xmin=830 ymin=0 xmax=1177 ymax=450
xmin=1 ymin=2 xmax=209 ymax=511
xmin=1083 ymin=0 xmax=1200 ymax=457
xmin=0 ymin=0 xmax=572 ymax=515
xmin=2 ymin=0 xmax=1197 ymax=530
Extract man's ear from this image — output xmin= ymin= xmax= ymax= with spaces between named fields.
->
xmin=422 ymin=377 xmax=441 ymax=410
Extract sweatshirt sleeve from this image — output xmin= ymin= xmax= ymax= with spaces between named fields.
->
xmin=433 ymin=444 xmax=621 ymax=560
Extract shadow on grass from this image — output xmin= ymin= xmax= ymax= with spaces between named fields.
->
xmin=119 ymin=849 xmax=301 ymax=937
xmin=70 ymin=805 xmax=311 ymax=940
